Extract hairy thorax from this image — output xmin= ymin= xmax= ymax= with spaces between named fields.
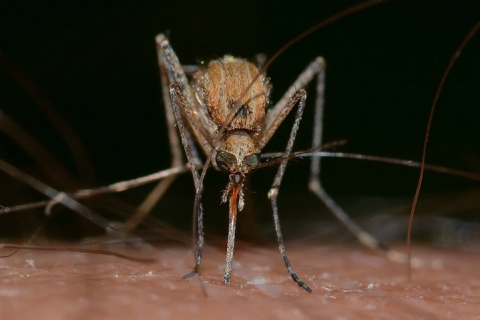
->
xmin=193 ymin=56 xmax=270 ymax=133
xmin=193 ymin=56 xmax=268 ymax=176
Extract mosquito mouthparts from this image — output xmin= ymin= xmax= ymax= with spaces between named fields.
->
xmin=229 ymin=173 xmax=245 ymax=186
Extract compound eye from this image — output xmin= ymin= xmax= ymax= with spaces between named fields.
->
xmin=243 ymin=153 xmax=261 ymax=168
xmin=216 ymin=151 xmax=236 ymax=174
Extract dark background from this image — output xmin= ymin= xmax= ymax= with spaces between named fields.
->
xmin=0 ymin=0 xmax=479 ymax=243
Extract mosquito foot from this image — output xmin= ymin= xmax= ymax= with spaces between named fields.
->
xmin=290 ymin=272 xmax=312 ymax=293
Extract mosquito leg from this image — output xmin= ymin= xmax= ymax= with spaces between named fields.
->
xmin=124 ymin=35 xmax=187 ymax=231
xmin=183 ymin=195 xmax=204 ymax=279
xmin=0 ymin=164 xmax=196 ymax=216
xmin=259 ymin=57 xmax=325 ymax=149
xmin=159 ymin=35 xmax=217 ymax=277
xmin=124 ymin=35 xmax=206 ymax=231
xmin=158 ymin=35 xmax=213 ymax=155
xmin=0 ymin=158 xmax=153 ymax=252
xmin=307 ymin=59 xmax=408 ymax=264
xmin=168 ymin=83 xmax=206 ymax=279
xmin=267 ymin=90 xmax=312 ymax=293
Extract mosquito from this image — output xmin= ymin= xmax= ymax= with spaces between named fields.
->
xmin=156 ymin=37 xmax=324 ymax=291
xmin=147 ymin=5 xmax=414 ymax=292
xmin=0 ymin=0 xmax=404 ymax=293
xmin=146 ymin=10 xmax=480 ymax=291
xmin=0 ymin=0 xmax=479 ymax=294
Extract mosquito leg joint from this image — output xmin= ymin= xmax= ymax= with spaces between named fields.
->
xmin=268 ymin=187 xmax=279 ymax=199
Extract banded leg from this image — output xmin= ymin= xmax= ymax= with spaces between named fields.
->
xmin=307 ymin=58 xmax=408 ymax=264
xmin=160 ymin=38 xmax=219 ymax=279
xmin=168 ymin=84 xmax=207 ymax=279
xmin=261 ymin=57 xmax=407 ymax=264
xmin=125 ymin=34 xmax=186 ymax=231
xmin=259 ymin=57 xmax=325 ymax=149
xmin=267 ymin=89 xmax=312 ymax=293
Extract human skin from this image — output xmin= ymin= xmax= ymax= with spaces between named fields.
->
xmin=0 ymin=242 xmax=478 ymax=320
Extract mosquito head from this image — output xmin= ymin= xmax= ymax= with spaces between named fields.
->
xmin=216 ymin=131 xmax=261 ymax=177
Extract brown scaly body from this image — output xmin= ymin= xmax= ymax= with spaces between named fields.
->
xmin=193 ymin=56 xmax=270 ymax=133
xmin=156 ymin=29 xmax=359 ymax=293
xmin=193 ymin=56 xmax=270 ymax=176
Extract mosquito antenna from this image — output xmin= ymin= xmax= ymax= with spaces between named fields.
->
xmin=194 ymin=0 xmax=392 ymax=227
xmin=407 ymin=20 xmax=480 ymax=281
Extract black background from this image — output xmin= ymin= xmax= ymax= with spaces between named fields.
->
xmin=0 ymin=0 xmax=479 ymax=241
